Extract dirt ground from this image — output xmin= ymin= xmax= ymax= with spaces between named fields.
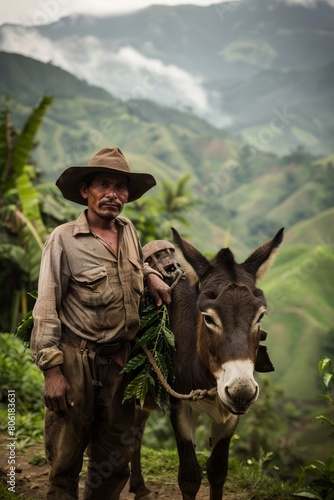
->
xmin=0 ymin=443 xmax=240 ymax=500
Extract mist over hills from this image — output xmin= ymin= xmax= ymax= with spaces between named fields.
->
xmin=3 ymin=49 xmax=332 ymax=245
xmin=1 ymin=0 xmax=333 ymax=153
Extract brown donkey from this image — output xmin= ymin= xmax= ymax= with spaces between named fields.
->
xmin=130 ymin=228 xmax=284 ymax=500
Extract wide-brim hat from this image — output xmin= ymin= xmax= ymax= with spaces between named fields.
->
xmin=56 ymin=147 xmax=156 ymax=204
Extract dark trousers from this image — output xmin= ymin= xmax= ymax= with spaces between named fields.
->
xmin=44 ymin=341 xmax=136 ymax=499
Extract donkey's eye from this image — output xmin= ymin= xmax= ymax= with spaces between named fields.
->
xmin=201 ymin=308 xmax=222 ymax=331
xmin=202 ymin=314 xmax=216 ymax=327
xmin=257 ymin=312 xmax=265 ymax=324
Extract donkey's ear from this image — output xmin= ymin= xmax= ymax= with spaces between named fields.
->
xmin=241 ymin=228 xmax=284 ymax=281
xmin=172 ymin=228 xmax=211 ymax=281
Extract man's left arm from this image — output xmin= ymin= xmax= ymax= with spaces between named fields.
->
xmin=145 ymin=270 xmax=171 ymax=307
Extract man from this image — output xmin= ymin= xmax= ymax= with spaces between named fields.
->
xmin=31 ymin=147 xmax=171 ymax=499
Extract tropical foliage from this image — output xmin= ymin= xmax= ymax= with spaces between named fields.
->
xmin=296 ymin=357 xmax=334 ymax=499
xmin=0 ymin=334 xmax=43 ymax=413
xmin=0 ymin=96 xmax=51 ymax=331
xmin=123 ymin=304 xmax=175 ymax=411
xmin=0 ymin=96 xmax=87 ymax=332
xmin=0 ymin=95 xmax=61 ymax=257
xmin=123 ymin=174 xmax=199 ymax=243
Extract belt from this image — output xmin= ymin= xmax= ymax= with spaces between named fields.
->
xmin=62 ymin=327 xmax=130 ymax=387
xmin=61 ymin=327 xmax=125 ymax=355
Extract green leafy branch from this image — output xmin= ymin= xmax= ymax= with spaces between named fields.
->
xmin=14 ymin=290 xmax=37 ymax=348
xmin=295 ymin=357 xmax=334 ymax=499
xmin=123 ymin=304 xmax=175 ymax=412
xmin=316 ymin=357 xmax=334 ymax=432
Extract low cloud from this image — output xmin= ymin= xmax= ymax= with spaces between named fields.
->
xmin=101 ymin=45 xmax=231 ymax=126
xmin=0 ymin=25 xmax=77 ymax=72
xmin=108 ymin=46 xmax=210 ymax=113
xmin=282 ymin=0 xmax=334 ymax=5
xmin=0 ymin=26 xmax=231 ymax=127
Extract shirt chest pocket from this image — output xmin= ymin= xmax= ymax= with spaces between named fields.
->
xmin=71 ymin=270 xmax=115 ymax=307
xmin=128 ymin=258 xmax=144 ymax=296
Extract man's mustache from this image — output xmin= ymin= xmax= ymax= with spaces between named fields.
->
xmin=99 ymin=200 xmax=122 ymax=210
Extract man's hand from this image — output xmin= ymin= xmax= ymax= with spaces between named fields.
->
xmin=147 ymin=273 xmax=171 ymax=307
xmin=43 ymin=366 xmax=74 ymax=417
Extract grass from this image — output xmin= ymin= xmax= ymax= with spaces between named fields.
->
xmin=0 ymin=481 xmax=28 ymax=500
xmin=0 ymin=417 xmax=326 ymax=500
xmin=0 ymin=407 xmax=44 ymax=452
xmin=0 ymin=443 xmax=297 ymax=499
xmin=139 ymin=446 xmax=297 ymax=499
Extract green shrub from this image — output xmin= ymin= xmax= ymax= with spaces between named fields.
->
xmin=295 ymin=357 xmax=334 ymax=499
xmin=0 ymin=333 xmax=44 ymax=412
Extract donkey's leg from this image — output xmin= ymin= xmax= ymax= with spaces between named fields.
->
xmin=170 ymin=401 xmax=202 ymax=500
xmin=129 ymin=406 xmax=152 ymax=500
xmin=206 ymin=417 xmax=239 ymax=500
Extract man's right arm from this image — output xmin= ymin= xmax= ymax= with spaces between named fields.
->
xmin=31 ymin=233 xmax=73 ymax=417
xmin=31 ymin=233 xmax=69 ymax=369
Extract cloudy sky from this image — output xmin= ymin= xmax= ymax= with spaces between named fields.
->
xmin=0 ymin=0 xmax=323 ymax=26
xmin=0 ymin=0 xmax=226 ymax=25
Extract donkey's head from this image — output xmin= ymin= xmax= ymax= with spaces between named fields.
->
xmin=172 ymin=228 xmax=284 ymax=415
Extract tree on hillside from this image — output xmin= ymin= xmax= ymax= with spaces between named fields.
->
xmin=0 ymin=96 xmax=78 ymax=332
xmin=0 ymin=97 xmax=51 ymax=331
xmin=236 ymin=144 xmax=254 ymax=183
xmin=124 ymin=174 xmax=199 ymax=244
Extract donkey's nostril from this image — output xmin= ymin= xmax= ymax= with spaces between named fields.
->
xmin=224 ymin=383 xmax=258 ymax=404
xmin=251 ymin=384 xmax=259 ymax=402
xmin=225 ymin=386 xmax=232 ymax=401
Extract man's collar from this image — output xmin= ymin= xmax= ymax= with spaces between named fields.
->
xmin=73 ymin=210 xmax=127 ymax=236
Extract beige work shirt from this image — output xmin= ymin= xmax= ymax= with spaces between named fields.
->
xmin=31 ymin=211 xmax=155 ymax=370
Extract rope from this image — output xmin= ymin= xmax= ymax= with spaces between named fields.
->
xmin=169 ymin=268 xmax=183 ymax=290
xmin=137 ymin=341 xmax=217 ymax=401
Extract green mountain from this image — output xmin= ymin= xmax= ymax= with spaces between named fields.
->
xmin=0 ymin=51 xmax=333 ymax=404
xmin=33 ymin=0 xmax=334 ymax=77
xmin=0 ymin=51 xmax=113 ymax=104
xmin=262 ymin=208 xmax=334 ymax=400
xmin=1 ymin=0 xmax=333 ymax=154
xmin=210 ymin=61 xmax=334 ymax=155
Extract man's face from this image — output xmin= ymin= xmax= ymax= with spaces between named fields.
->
xmin=80 ymin=172 xmax=129 ymax=221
